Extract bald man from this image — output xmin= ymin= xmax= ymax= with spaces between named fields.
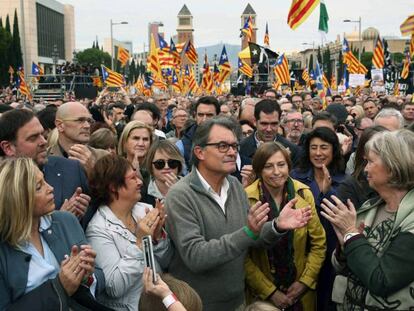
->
xmin=49 ymin=101 xmax=108 ymax=174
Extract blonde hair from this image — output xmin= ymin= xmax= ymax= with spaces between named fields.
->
xmin=117 ymin=121 xmax=153 ymax=158
xmin=0 ymin=158 xmax=37 ymax=247
xmin=245 ymin=301 xmax=281 ymax=311
xmin=47 ymin=127 xmax=59 ymax=149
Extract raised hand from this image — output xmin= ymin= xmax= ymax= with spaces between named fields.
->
xmin=61 ymin=187 xmax=91 ymax=218
xmin=247 ymin=201 xmax=270 ymax=235
xmin=163 ymin=172 xmax=179 ymax=189
xmin=68 ymin=144 xmax=95 ymax=173
xmin=276 ymin=198 xmax=312 ymax=231
xmin=153 ymin=199 xmax=167 ymax=240
xmin=136 ymin=208 xmax=160 ymax=248
xmin=58 ymin=245 xmax=85 ymax=296
xmin=241 ymin=165 xmax=256 ymax=188
xmin=321 ymin=196 xmax=358 ymax=245
xmin=320 ymin=164 xmax=332 ymax=194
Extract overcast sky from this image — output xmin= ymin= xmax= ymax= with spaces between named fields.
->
xmin=63 ymin=0 xmax=413 ymax=53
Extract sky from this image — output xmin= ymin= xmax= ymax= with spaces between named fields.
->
xmin=63 ymin=0 xmax=413 ymax=53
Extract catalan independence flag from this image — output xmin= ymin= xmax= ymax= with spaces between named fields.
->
xmin=302 ymin=68 xmax=311 ymax=87
xmin=401 ymin=52 xmax=410 ymax=80
xmin=238 ymin=57 xmax=253 ymax=78
xmin=241 ymin=16 xmax=253 ymax=41
xmin=31 ymin=62 xmax=44 ymax=76
xmin=18 ymin=70 xmax=31 ymax=99
xmin=157 ymin=34 xmax=169 ymax=52
xmin=372 ymin=37 xmax=384 ymax=69
xmin=184 ymin=40 xmax=198 ymax=65
xmin=287 ymin=0 xmax=320 ymax=30
xmin=117 ymin=46 xmax=130 ymax=68
xmin=170 ymin=38 xmax=181 ymax=67
xmin=148 ymin=34 xmax=163 ymax=81
xmin=410 ymin=34 xmax=414 ymax=58
xmin=101 ymin=65 xmax=125 ymax=87
xmin=342 ymin=38 xmax=368 ymax=74
xmin=274 ymin=54 xmax=290 ymax=84
xmin=218 ymin=45 xmax=231 ymax=84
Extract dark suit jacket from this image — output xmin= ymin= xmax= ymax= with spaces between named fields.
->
xmin=239 ymin=132 xmax=302 ymax=167
xmin=43 ymin=156 xmax=89 ymax=209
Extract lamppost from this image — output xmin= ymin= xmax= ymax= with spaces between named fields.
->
xmin=110 ymin=19 xmax=128 ymax=70
xmin=343 ymin=17 xmax=362 ymax=61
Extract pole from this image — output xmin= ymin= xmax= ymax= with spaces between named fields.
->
xmin=358 ymin=16 xmax=362 ymax=61
xmin=110 ymin=19 xmax=114 ymax=70
xmin=20 ymin=0 xmax=27 ymax=76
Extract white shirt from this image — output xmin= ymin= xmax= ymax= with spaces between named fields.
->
xmin=196 ymin=168 xmax=230 ymax=214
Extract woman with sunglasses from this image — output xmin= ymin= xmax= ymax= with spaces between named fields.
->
xmin=142 ymin=140 xmax=184 ymax=204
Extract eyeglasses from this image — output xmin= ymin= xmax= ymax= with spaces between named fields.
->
xmin=152 ymin=159 xmax=181 ymax=170
xmin=60 ymin=117 xmax=95 ymax=124
xmin=204 ymin=142 xmax=240 ymax=153
xmin=286 ymin=119 xmax=304 ymax=124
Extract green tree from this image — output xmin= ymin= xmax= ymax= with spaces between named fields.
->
xmin=361 ymin=52 xmax=373 ymax=69
xmin=0 ymin=28 xmax=13 ymax=86
xmin=392 ymin=52 xmax=404 ymax=64
xmin=92 ymin=41 xmax=96 ymax=49
xmin=322 ymin=46 xmax=331 ymax=79
xmin=12 ymin=10 xmax=23 ymax=70
xmin=317 ymin=47 xmax=322 ymax=64
xmin=0 ymin=17 xmax=3 ymax=28
xmin=129 ymin=59 xmax=136 ymax=82
xmin=337 ymin=50 xmax=343 ymax=80
xmin=5 ymin=15 xmax=11 ymax=34
xmin=76 ymin=48 xmax=111 ymax=68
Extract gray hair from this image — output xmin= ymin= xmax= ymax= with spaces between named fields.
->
xmin=374 ymin=108 xmax=404 ymax=129
xmin=191 ymin=117 xmax=237 ymax=167
xmin=365 ymin=129 xmax=414 ymax=189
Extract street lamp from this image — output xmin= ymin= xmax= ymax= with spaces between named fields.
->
xmin=110 ymin=19 xmax=128 ymax=70
xmin=343 ymin=17 xmax=362 ymax=61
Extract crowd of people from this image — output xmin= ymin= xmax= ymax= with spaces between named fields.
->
xmin=0 ymin=84 xmax=414 ymax=311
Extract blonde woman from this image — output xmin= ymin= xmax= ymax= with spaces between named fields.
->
xmin=0 ymin=158 xmax=109 ymax=310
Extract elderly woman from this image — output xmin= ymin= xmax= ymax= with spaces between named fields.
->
xmin=142 ymin=140 xmax=184 ymax=204
xmin=0 ymin=158 xmax=108 ymax=310
xmin=321 ymin=129 xmax=414 ymax=310
xmin=86 ymin=155 xmax=172 ymax=311
xmin=245 ymin=142 xmax=326 ymax=311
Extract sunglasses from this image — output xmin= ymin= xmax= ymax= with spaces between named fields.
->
xmin=152 ymin=159 xmax=181 ymax=170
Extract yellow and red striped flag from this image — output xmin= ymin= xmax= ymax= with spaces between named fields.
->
xmin=241 ymin=16 xmax=253 ymax=41
xmin=273 ymin=79 xmax=281 ymax=91
xmin=302 ymin=68 xmax=311 ymax=87
xmin=372 ymin=37 xmax=384 ymax=69
xmin=238 ymin=57 xmax=253 ymax=78
xmin=147 ymin=34 xmax=163 ymax=81
xmin=394 ymin=80 xmax=400 ymax=96
xmin=184 ymin=65 xmax=198 ymax=94
xmin=184 ymin=40 xmax=198 ymax=65
xmin=201 ymin=54 xmax=214 ymax=94
xmin=287 ymin=0 xmax=320 ymax=30
xmin=401 ymin=52 xmax=410 ymax=79
xmin=171 ymin=69 xmax=182 ymax=94
xmin=117 ymin=46 xmax=129 ymax=67
xmin=218 ymin=46 xmax=231 ymax=84
xmin=101 ymin=66 xmax=125 ymax=87
xmin=409 ymin=35 xmax=414 ymax=58
xmin=264 ymin=22 xmax=270 ymax=46
xmin=18 ymin=71 xmax=31 ymax=99
xmin=330 ymin=75 xmax=337 ymax=91
xmin=322 ymin=73 xmax=330 ymax=89
xmin=92 ymin=76 xmax=102 ymax=87
xmin=274 ymin=54 xmax=290 ymax=84
xmin=400 ymin=14 xmax=414 ymax=36
xmin=134 ymin=76 xmax=145 ymax=94
xmin=342 ymin=38 xmax=368 ymax=74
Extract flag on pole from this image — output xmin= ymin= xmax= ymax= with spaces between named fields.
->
xmin=169 ymin=38 xmax=181 ymax=67
xmin=218 ymin=45 xmax=231 ymax=84
xmin=201 ymin=54 xmax=214 ymax=93
xmin=147 ymin=34 xmax=163 ymax=81
xmin=314 ymin=60 xmax=326 ymax=106
xmin=241 ymin=16 xmax=253 ymax=41
xmin=401 ymin=52 xmax=410 ymax=79
xmin=302 ymin=67 xmax=311 ymax=87
xmin=184 ymin=65 xmax=197 ymax=94
xmin=330 ymin=75 xmax=337 ymax=91
xmin=18 ymin=70 xmax=31 ymax=99
xmin=287 ymin=0 xmax=320 ymax=30
xmin=238 ymin=57 xmax=253 ymax=78
xmin=101 ymin=66 xmax=125 ymax=87
xmin=394 ymin=80 xmax=400 ymax=96
xmin=157 ymin=34 xmax=169 ymax=51
xmin=372 ymin=37 xmax=385 ymax=69
xmin=117 ymin=46 xmax=130 ymax=67
xmin=274 ymin=54 xmax=290 ymax=84
xmin=31 ymin=62 xmax=44 ymax=76
xmin=213 ymin=63 xmax=220 ymax=83
xmin=342 ymin=38 xmax=368 ymax=74
xmin=400 ymin=14 xmax=414 ymax=36
xmin=409 ymin=35 xmax=414 ymax=58
xmin=264 ymin=22 xmax=270 ymax=46
xmin=322 ymin=73 xmax=330 ymax=89
xmin=184 ymin=40 xmax=198 ymax=65
xmin=318 ymin=0 xmax=329 ymax=34
xmin=171 ymin=70 xmax=182 ymax=93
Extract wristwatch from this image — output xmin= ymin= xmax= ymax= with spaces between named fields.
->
xmin=343 ymin=232 xmax=360 ymax=244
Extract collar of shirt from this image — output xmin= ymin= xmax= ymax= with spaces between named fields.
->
xmin=195 ymin=168 xmax=230 ymax=213
xmin=254 ymin=131 xmax=278 ymax=147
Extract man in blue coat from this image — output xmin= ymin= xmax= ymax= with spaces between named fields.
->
xmin=0 ymin=109 xmax=90 ymax=217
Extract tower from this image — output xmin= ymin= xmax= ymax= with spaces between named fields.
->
xmin=177 ymin=4 xmax=194 ymax=44
xmin=241 ymin=3 xmax=257 ymax=50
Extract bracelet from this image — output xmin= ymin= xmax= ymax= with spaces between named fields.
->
xmin=162 ymin=293 xmax=178 ymax=309
xmin=243 ymin=226 xmax=259 ymax=240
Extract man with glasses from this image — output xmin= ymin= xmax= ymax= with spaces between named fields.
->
xmin=166 ymin=117 xmax=310 ymax=311
xmin=50 ymin=102 xmax=108 ymax=175
xmin=291 ymin=94 xmax=303 ymax=111
xmin=240 ymin=99 xmax=301 ymax=166
xmin=283 ymin=110 xmax=305 ymax=145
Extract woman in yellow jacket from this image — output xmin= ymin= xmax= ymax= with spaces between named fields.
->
xmin=245 ymin=142 xmax=326 ymax=311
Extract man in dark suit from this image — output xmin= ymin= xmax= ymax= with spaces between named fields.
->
xmin=0 ymin=109 xmax=90 ymax=217
xmin=240 ymin=99 xmax=302 ymax=166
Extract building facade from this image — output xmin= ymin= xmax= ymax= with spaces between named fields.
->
xmin=0 ymin=0 xmax=75 ymax=75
